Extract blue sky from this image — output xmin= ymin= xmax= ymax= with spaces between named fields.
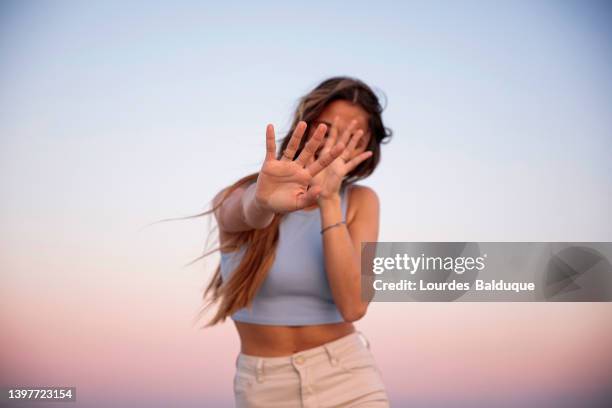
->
xmin=1 ymin=0 xmax=611 ymax=244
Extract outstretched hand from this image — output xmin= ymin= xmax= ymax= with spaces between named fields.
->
xmin=254 ymin=121 xmax=346 ymax=213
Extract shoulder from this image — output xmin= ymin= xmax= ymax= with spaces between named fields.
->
xmin=212 ymin=181 xmax=253 ymax=209
xmin=212 ymin=188 xmax=227 ymax=209
xmin=348 ymin=184 xmax=379 ymax=207
xmin=346 ymin=184 xmax=379 ymax=223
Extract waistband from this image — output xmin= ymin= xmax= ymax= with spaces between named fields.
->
xmin=236 ymin=331 xmax=371 ymax=377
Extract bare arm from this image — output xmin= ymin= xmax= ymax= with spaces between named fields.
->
xmin=213 ymin=182 xmax=276 ymax=233
xmin=320 ymin=185 xmax=379 ymax=322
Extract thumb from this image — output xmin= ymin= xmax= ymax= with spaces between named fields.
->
xmin=345 ymin=151 xmax=373 ymax=173
xmin=296 ymin=185 xmax=321 ymax=209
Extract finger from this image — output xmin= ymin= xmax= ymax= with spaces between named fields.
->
xmin=319 ymin=115 xmax=339 ymax=157
xmin=339 ymin=128 xmax=364 ymax=163
xmin=346 ymin=129 xmax=364 ymax=154
xmin=328 ymin=115 xmax=339 ymax=147
xmin=307 ymin=153 xmax=316 ymax=167
xmin=358 ymin=130 xmax=372 ymax=150
xmin=345 ymin=151 xmax=373 ymax=173
xmin=306 ymin=141 xmax=345 ymax=177
xmin=295 ymin=185 xmax=322 ymax=209
xmin=338 ymin=119 xmax=358 ymax=148
xmin=319 ymin=124 xmax=333 ymax=155
xmin=295 ymin=123 xmax=327 ymax=166
xmin=265 ymin=124 xmax=276 ymax=161
xmin=281 ymin=121 xmax=307 ymax=162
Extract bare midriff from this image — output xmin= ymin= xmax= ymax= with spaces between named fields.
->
xmin=235 ymin=321 xmax=356 ymax=357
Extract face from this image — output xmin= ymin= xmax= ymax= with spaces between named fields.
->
xmin=308 ymin=99 xmax=371 ymax=160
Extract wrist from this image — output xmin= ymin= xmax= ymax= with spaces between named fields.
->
xmin=244 ymin=183 xmax=275 ymax=226
xmin=317 ymin=192 xmax=341 ymax=208
xmin=252 ymin=191 xmax=270 ymax=214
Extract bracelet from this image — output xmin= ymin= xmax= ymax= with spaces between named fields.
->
xmin=320 ymin=220 xmax=346 ymax=234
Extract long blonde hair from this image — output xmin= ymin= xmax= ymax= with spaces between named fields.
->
xmin=169 ymin=77 xmax=392 ymax=327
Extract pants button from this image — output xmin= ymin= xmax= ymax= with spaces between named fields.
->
xmin=294 ymin=355 xmax=305 ymax=365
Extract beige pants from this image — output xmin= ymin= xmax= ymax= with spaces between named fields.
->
xmin=234 ymin=331 xmax=390 ymax=407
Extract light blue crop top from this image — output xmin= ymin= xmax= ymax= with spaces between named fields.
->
xmin=219 ymin=185 xmax=351 ymax=326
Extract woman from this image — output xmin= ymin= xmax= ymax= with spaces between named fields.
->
xmin=202 ymin=77 xmax=392 ymax=407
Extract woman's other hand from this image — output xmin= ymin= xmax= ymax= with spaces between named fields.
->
xmin=310 ymin=116 xmax=373 ymax=202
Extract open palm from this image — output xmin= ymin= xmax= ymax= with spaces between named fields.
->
xmin=254 ymin=121 xmax=345 ymax=213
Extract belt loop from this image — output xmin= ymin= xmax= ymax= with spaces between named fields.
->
xmin=357 ymin=331 xmax=370 ymax=349
xmin=255 ymin=358 xmax=265 ymax=383
xmin=324 ymin=343 xmax=339 ymax=366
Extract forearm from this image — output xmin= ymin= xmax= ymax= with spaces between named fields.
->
xmin=216 ymin=181 xmax=275 ymax=232
xmin=319 ymin=194 xmax=366 ymax=322
xmin=241 ymin=181 xmax=276 ymax=229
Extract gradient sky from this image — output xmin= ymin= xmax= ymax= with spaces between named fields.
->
xmin=1 ymin=1 xmax=611 ymax=407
